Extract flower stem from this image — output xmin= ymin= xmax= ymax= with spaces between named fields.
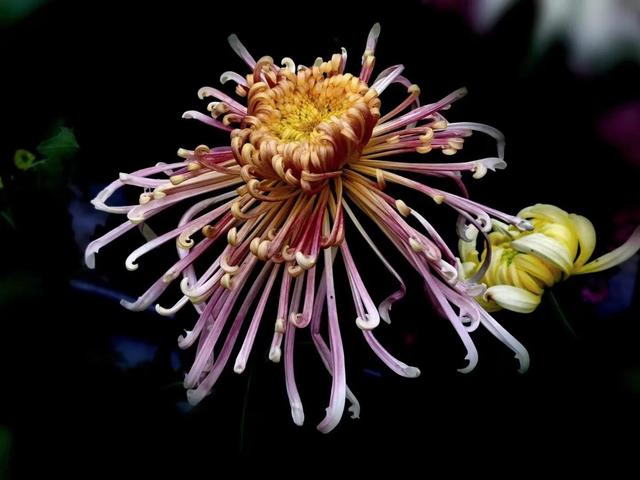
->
xmin=547 ymin=290 xmax=577 ymax=340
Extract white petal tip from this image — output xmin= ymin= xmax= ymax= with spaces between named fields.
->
xmin=348 ymin=405 xmax=361 ymax=419
xmin=155 ymin=304 xmax=172 ymax=316
xmin=378 ymin=305 xmax=392 ymax=324
xmin=120 ymin=299 xmax=138 ymax=311
xmin=516 ymin=355 xmax=530 ymax=374
xmin=233 ymin=362 xmax=245 ymax=374
xmin=457 ymin=365 xmax=474 ymax=374
xmin=125 ymin=260 xmax=138 ymax=271
xmin=291 ymin=406 xmax=305 ymax=426
xmin=268 ymin=347 xmax=281 ymax=363
xmin=403 ymin=366 xmax=421 ymax=378
xmin=186 ymin=389 xmax=206 ymax=406
xmin=356 ymin=315 xmax=380 ymax=330
xmin=457 ymin=354 xmax=478 ymax=374
xmin=84 ymin=253 xmax=96 ymax=269
xmin=493 ymin=160 xmax=507 ymax=170
xmin=316 ymin=422 xmax=338 ymax=435
xmin=197 ymin=87 xmax=210 ymax=100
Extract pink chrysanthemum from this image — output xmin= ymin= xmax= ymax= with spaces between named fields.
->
xmin=86 ymin=24 xmax=532 ymax=432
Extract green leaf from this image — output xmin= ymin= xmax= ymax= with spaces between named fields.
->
xmin=33 ymin=127 xmax=80 ymax=189
xmin=13 ymin=149 xmax=36 ymax=171
xmin=36 ymin=127 xmax=79 ymax=162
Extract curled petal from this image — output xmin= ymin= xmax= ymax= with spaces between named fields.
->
xmin=511 ymin=233 xmax=573 ymax=275
xmin=363 ymin=331 xmax=420 ymax=378
xmin=577 ymin=226 xmax=640 ymax=275
xmin=484 ymin=285 xmax=541 ymax=314
xmin=569 ymin=213 xmax=596 ymax=269
xmin=477 ymin=308 xmax=530 ymax=373
xmin=182 ymin=110 xmax=233 ymax=132
xmin=85 ymin=220 xmax=138 ymax=269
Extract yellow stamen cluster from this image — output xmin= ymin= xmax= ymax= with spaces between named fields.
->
xmin=229 ymin=55 xmax=381 ymax=196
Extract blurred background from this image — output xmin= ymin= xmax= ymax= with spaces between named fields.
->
xmin=1 ymin=0 xmax=639 ymax=475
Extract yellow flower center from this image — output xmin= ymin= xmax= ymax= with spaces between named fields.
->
xmin=230 ymin=56 xmax=381 ymax=196
xmin=268 ymin=87 xmax=351 ymax=142
xmin=500 ymin=247 xmax=521 ymax=265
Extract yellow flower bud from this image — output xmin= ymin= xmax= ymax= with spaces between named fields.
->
xmin=459 ymin=204 xmax=640 ymax=313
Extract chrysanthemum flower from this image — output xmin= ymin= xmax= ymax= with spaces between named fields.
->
xmin=459 ymin=203 xmax=640 ymax=313
xmin=86 ymin=24 xmax=535 ymax=432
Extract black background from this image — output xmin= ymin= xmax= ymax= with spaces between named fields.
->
xmin=1 ymin=0 xmax=639 ymax=475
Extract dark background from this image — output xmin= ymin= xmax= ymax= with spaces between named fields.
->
xmin=1 ymin=0 xmax=639 ymax=475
